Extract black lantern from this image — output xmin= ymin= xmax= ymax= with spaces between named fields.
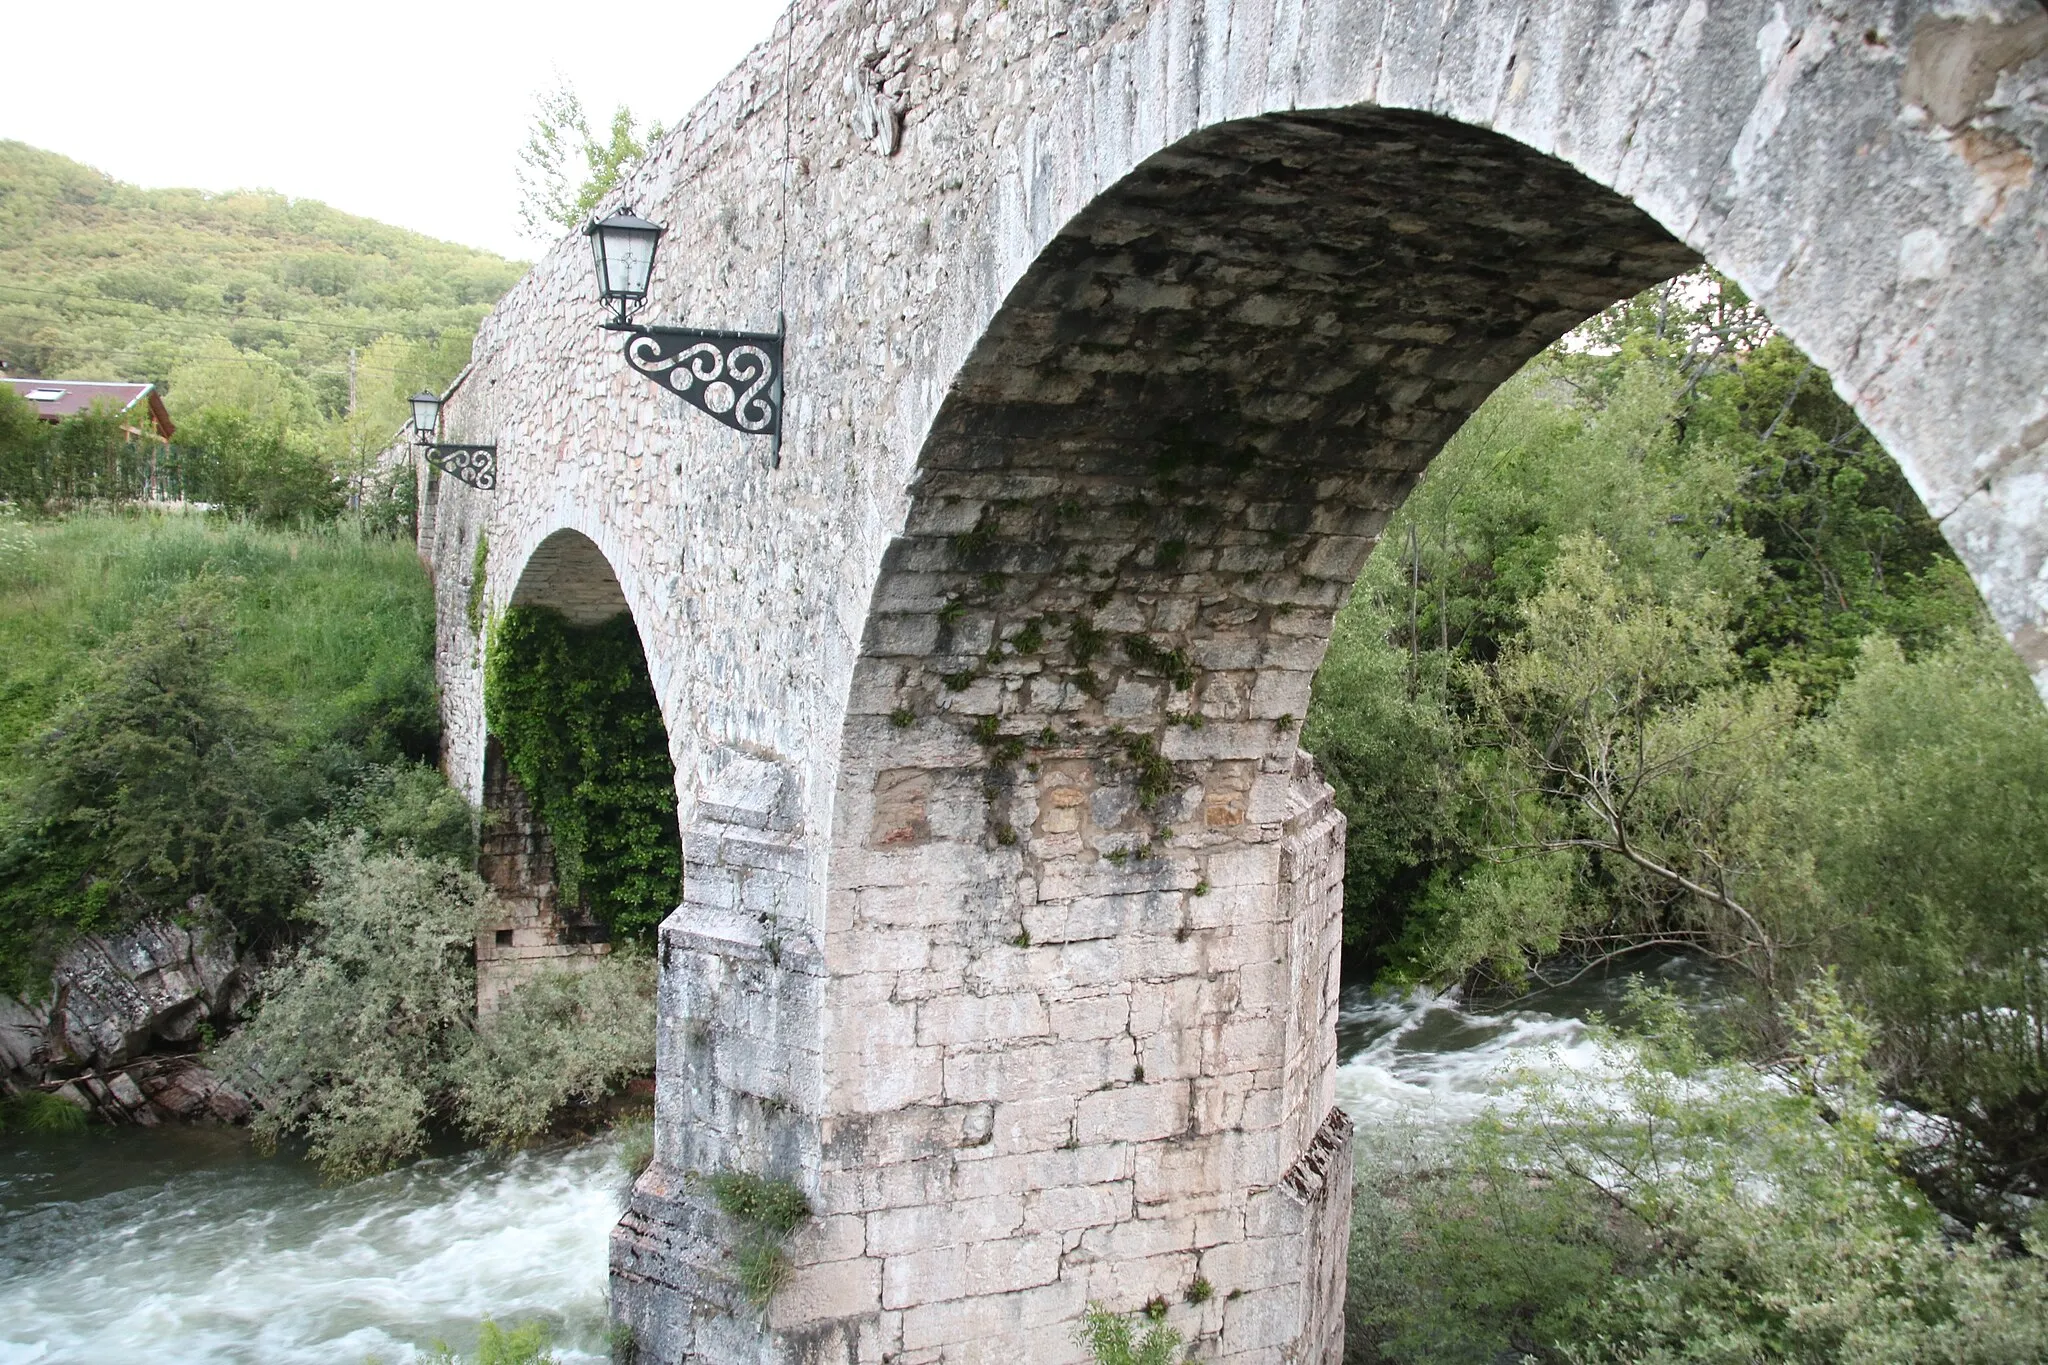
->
xmin=585 ymin=209 xmax=667 ymax=328
xmin=409 ymin=388 xmax=496 ymax=491
xmin=408 ymin=390 xmax=442 ymax=440
xmin=587 ymin=208 xmax=785 ymax=460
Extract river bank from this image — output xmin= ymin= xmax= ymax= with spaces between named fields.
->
xmin=0 ymin=955 xmax=1714 ymax=1364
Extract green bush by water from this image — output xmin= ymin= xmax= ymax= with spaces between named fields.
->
xmin=217 ymin=835 xmax=656 ymax=1179
xmin=1346 ymin=979 xmax=2048 ymax=1364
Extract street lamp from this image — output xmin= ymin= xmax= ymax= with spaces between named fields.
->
xmin=410 ymin=389 xmax=496 ymax=491
xmin=409 ymin=391 xmax=443 ymax=440
xmin=586 ymin=207 xmax=784 ymax=460
xmin=585 ymin=210 xmax=666 ymax=329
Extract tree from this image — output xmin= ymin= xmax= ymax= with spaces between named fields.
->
xmin=0 ymin=591 xmax=298 ymax=986
xmin=0 ymin=384 xmax=47 ymax=507
xmin=515 ymin=80 xmax=665 ymax=244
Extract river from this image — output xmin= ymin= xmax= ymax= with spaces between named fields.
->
xmin=0 ymin=955 xmax=1719 ymax=1363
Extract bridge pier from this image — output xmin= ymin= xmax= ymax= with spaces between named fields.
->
xmin=612 ymin=748 xmax=1351 ymax=1365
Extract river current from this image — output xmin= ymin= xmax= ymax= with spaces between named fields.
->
xmin=0 ymin=955 xmax=1719 ymax=1363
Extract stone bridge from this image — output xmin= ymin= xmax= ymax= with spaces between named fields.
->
xmin=417 ymin=1 xmax=2048 ymax=1361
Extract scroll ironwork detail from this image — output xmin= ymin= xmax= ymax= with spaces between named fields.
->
xmin=424 ymin=443 xmax=497 ymax=491
xmin=620 ymin=325 xmax=784 ymax=442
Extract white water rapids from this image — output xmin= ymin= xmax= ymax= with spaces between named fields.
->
xmin=0 ymin=955 xmax=1722 ymax=1362
xmin=0 ymin=1131 xmax=622 ymax=1363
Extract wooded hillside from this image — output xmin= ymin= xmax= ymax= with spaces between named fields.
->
xmin=0 ymin=140 xmax=524 ymax=407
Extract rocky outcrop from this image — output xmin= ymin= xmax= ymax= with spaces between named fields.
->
xmin=3 ymin=916 xmax=253 ymax=1125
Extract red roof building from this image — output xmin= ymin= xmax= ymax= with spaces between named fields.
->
xmin=2 ymin=378 xmax=175 ymax=441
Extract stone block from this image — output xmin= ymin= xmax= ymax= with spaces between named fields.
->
xmin=1025 ymin=1178 xmax=1133 ymax=1233
xmin=770 ymin=1255 xmax=882 ymax=1329
xmin=1075 ymin=1080 xmax=1192 ymax=1145
xmin=881 ymin=1233 xmax=1065 ymax=1308
xmin=868 ymin=1193 xmax=1026 ymax=1256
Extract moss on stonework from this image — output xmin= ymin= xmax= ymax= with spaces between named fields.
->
xmin=1122 ymin=635 xmax=1196 ymax=691
xmin=466 ymin=530 xmax=489 ymax=637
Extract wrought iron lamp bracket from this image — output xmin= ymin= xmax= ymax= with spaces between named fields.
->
xmin=609 ymin=321 xmax=785 ymax=463
xmin=420 ymin=442 xmax=497 ymax=491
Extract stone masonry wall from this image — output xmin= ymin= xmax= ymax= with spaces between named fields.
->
xmin=417 ymin=2 xmax=2048 ymax=1362
xmin=475 ymin=739 xmax=611 ymax=1015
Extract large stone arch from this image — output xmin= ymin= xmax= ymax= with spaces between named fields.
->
xmin=806 ymin=102 xmax=1698 ymax=1362
xmin=412 ymin=2 xmax=2048 ymax=1361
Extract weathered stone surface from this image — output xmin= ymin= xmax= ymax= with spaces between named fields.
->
xmin=413 ymin=2 xmax=2048 ymax=1362
xmin=2 ymin=917 xmax=254 ymax=1127
xmin=24 ymin=918 xmax=248 ymax=1075
xmin=474 ymin=738 xmax=612 ymax=1014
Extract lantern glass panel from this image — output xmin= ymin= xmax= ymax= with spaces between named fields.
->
xmin=409 ymin=391 xmax=441 ymax=438
xmin=606 ymin=227 xmax=657 ymax=299
xmin=586 ymin=211 xmax=665 ymax=307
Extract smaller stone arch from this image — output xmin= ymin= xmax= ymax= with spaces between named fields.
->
xmin=475 ymin=528 xmax=678 ymax=1012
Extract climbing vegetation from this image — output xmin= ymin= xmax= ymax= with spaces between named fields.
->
xmin=485 ymin=606 xmax=682 ymax=943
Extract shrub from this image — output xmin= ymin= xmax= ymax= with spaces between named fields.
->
xmin=616 ymin=1117 xmax=655 ymax=1183
xmin=177 ymin=404 xmax=343 ymax=524
xmin=454 ymin=951 xmax=656 ymax=1147
xmin=420 ymin=1319 xmax=560 ymax=1365
xmin=1345 ymin=977 xmax=2048 ymax=1364
xmin=325 ymin=760 xmax=477 ymax=866
xmin=707 ymin=1169 xmax=811 ymax=1306
xmin=1074 ymin=1302 xmax=1182 ymax=1365
xmin=216 ymin=835 xmax=494 ymax=1179
xmin=0 ymin=1090 xmax=89 ymax=1134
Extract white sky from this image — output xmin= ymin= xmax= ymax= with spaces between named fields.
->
xmin=0 ymin=0 xmax=787 ymax=261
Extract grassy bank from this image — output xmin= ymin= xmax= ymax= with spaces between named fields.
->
xmin=0 ymin=509 xmax=436 ymax=773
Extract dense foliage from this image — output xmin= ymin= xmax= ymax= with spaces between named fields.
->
xmin=485 ymin=607 xmax=681 ymax=943
xmin=1347 ymin=980 xmax=2048 ymax=1364
xmin=1312 ymin=270 xmax=2048 ymax=1342
xmin=0 ymin=512 xmax=443 ymax=988
xmin=216 ymin=835 xmax=656 ymax=1179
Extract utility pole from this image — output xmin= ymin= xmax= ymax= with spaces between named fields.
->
xmin=347 ymin=348 xmax=358 ymax=416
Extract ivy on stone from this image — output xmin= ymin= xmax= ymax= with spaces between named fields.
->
xmin=485 ymin=606 xmax=680 ymax=943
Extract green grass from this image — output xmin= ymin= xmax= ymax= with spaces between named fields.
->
xmin=0 ymin=508 xmax=434 ymax=773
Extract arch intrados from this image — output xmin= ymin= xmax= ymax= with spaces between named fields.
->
xmin=507 ymin=527 xmax=635 ymax=629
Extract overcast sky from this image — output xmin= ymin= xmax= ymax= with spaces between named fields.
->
xmin=0 ymin=0 xmax=786 ymax=261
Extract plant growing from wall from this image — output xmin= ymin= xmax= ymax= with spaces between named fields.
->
xmin=1074 ymin=1302 xmax=1183 ymax=1365
xmin=485 ymin=606 xmax=681 ymax=943
xmin=706 ymin=1170 xmax=811 ymax=1306
xmin=467 ymin=531 xmax=490 ymax=637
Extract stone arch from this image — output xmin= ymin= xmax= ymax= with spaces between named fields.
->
xmin=803 ymin=101 xmax=2004 ymax=1363
xmin=475 ymin=527 xmax=680 ymax=1012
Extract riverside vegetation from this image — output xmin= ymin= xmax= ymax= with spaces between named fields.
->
xmin=0 ymin=510 xmax=654 ymax=1178
xmin=1308 ymin=272 xmax=2048 ymax=1361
